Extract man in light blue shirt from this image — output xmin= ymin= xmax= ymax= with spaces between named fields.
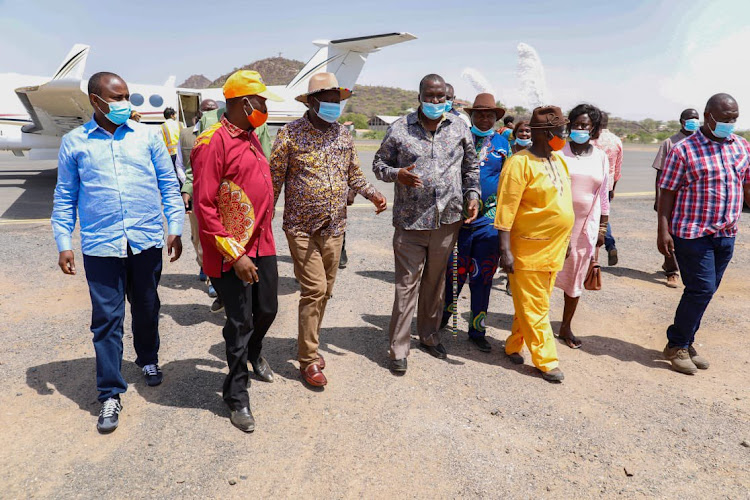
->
xmin=51 ymin=71 xmax=184 ymax=434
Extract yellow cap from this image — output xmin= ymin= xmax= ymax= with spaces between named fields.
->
xmin=223 ymin=70 xmax=283 ymax=101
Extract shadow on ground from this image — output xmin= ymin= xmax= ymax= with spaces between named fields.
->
xmin=602 ymin=266 xmax=663 ymax=285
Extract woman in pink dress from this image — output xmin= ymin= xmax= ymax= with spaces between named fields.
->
xmin=555 ymin=104 xmax=610 ymax=348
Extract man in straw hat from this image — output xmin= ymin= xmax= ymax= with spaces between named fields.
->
xmin=270 ymin=72 xmax=387 ymax=388
xmin=495 ymin=105 xmax=574 ymax=383
xmin=373 ymin=73 xmax=480 ymax=374
xmin=191 ymin=70 xmax=283 ymax=432
xmin=441 ymin=93 xmax=510 ymax=353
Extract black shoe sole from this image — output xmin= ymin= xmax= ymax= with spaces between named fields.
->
xmin=231 ymin=421 xmax=255 ymax=433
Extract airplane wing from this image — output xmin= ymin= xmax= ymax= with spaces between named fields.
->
xmin=14 ymin=44 xmax=92 ymax=137
xmin=286 ymin=32 xmax=417 ymax=93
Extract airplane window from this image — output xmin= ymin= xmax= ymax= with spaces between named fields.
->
xmin=130 ymin=93 xmax=144 ymax=106
xmin=149 ymin=94 xmax=164 ymax=107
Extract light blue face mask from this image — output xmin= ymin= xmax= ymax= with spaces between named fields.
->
xmin=471 ymin=125 xmax=494 ymax=137
xmin=683 ymin=118 xmax=700 ymax=132
xmin=569 ymin=129 xmax=591 ymax=144
xmin=515 ymin=137 xmax=532 ymax=147
xmin=421 ymin=101 xmax=445 ymax=120
xmin=710 ymin=113 xmax=735 ymax=138
xmin=444 ymin=100 xmax=453 ymax=112
xmin=314 ymin=101 xmax=343 ymax=123
xmin=95 ymin=95 xmax=132 ymax=125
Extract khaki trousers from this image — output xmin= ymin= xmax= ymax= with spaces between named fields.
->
xmin=189 ymin=212 xmax=203 ymax=268
xmin=388 ymin=221 xmax=461 ymax=359
xmin=286 ymin=231 xmax=344 ymax=369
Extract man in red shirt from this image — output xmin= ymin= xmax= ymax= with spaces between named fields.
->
xmin=191 ymin=70 xmax=282 ymax=432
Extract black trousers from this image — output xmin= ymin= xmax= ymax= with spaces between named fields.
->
xmin=211 ymin=256 xmax=278 ymax=410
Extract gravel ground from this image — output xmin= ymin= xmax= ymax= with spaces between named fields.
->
xmin=0 ymin=182 xmax=749 ymax=498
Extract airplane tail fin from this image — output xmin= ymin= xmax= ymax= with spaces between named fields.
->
xmin=286 ymin=32 xmax=416 ymax=93
xmin=51 ymin=44 xmax=90 ymax=81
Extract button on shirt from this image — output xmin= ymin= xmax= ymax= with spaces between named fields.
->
xmin=270 ymin=115 xmax=377 ymax=237
xmin=373 ymin=111 xmax=480 ymax=230
xmin=52 ymin=118 xmax=184 ymax=258
xmin=660 ymin=130 xmax=750 ymax=239
xmin=191 ymin=117 xmax=276 ymax=278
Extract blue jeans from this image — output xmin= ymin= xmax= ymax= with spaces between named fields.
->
xmin=667 ymin=235 xmax=734 ymax=348
xmin=443 ymin=223 xmax=500 ymax=338
xmin=604 ymin=222 xmax=616 ymax=252
xmin=83 ymin=246 xmax=163 ymax=401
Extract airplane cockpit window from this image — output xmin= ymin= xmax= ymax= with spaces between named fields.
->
xmin=130 ymin=93 xmax=145 ymax=106
xmin=149 ymin=94 xmax=164 ymax=107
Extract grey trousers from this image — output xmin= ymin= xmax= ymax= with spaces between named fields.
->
xmin=388 ymin=221 xmax=462 ymax=359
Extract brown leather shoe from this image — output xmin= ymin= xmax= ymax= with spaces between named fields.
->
xmin=318 ymin=353 xmax=326 ymax=370
xmin=300 ymin=364 xmax=327 ymax=387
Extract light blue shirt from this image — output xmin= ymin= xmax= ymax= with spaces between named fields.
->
xmin=52 ymin=118 xmax=184 ymax=258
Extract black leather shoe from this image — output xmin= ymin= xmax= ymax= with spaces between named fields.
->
xmin=230 ymin=407 xmax=255 ymax=432
xmin=251 ymin=356 xmax=274 ymax=383
xmin=419 ymin=342 xmax=447 ymax=359
xmin=470 ymin=336 xmax=491 ymax=352
xmin=390 ymin=358 xmax=407 ymax=373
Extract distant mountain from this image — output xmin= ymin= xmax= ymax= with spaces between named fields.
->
xmin=209 ymin=57 xmax=305 ymax=88
xmin=345 ymin=85 xmax=418 ymax=117
xmin=178 ymin=74 xmax=211 ymax=89
xmin=178 ymin=56 xmax=419 ymax=119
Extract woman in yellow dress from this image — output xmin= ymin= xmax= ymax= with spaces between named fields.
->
xmin=494 ymin=106 xmax=575 ymax=382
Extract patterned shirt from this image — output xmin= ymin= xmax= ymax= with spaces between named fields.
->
xmin=191 ymin=117 xmax=276 ymax=278
xmin=591 ymin=129 xmax=623 ymax=191
xmin=660 ymin=129 xmax=750 ymax=239
xmin=270 ymin=115 xmax=377 ymax=237
xmin=373 ymin=111 xmax=480 ymax=230
xmin=471 ymin=131 xmax=510 ymax=228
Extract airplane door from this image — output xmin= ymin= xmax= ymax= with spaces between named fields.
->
xmin=177 ymin=92 xmax=201 ymax=127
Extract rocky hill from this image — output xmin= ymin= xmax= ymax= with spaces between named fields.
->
xmin=178 ymin=74 xmax=212 ymax=89
xmin=178 ymin=56 xmax=418 ymax=117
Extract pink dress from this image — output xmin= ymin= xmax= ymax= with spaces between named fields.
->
xmin=555 ymin=144 xmax=610 ymax=298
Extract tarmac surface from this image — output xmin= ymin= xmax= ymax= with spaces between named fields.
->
xmin=0 ymin=145 xmax=748 ymax=498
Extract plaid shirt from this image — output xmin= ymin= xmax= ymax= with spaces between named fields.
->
xmin=660 ymin=129 xmax=750 ymax=239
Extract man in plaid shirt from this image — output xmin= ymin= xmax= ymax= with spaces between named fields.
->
xmin=657 ymin=93 xmax=750 ymax=374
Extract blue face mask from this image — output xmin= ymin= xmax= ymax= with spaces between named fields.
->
xmin=471 ymin=125 xmax=493 ymax=137
xmin=515 ymin=137 xmax=532 ymax=147
xmin=314 ymin=101 xmax=343 ymax=123
xmin=421 ymin=101 xmax=445 ymax=120
xmin=683 ymin=118 xmax=700 ymax=132
xmin=95 ymin=95 xmax=132 ymax=125
xmin=444 ymin=100 xmax=453 ymax=112
xmin=569 ymin=129 xmax=590 ymax=144
xmin=710 ymin=113 xmax=735 ymax=138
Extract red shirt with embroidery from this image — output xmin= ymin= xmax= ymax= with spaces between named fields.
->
xmin=191 ymin=117 xmax=276 ymax=278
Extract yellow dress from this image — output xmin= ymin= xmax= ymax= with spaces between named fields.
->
xmin=494 ymin=150 xmax=574 ymax=372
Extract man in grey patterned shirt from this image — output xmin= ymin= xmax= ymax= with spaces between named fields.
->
xmin=373 ymin=73 xmax=480 ymax=374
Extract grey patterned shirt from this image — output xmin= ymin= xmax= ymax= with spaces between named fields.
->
xmin=372 ymin=111 xmax=480 ymax=230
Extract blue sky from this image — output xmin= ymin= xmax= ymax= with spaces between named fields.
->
xmin=2 ymin=0 xmax=749 ymax=126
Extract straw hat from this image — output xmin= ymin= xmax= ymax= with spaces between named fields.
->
xmin=295 ymin=73 xmax=353 ymax=104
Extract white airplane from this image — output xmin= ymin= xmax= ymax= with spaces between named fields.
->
xmin=0 ymin=32 xmax=416 ymax=160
